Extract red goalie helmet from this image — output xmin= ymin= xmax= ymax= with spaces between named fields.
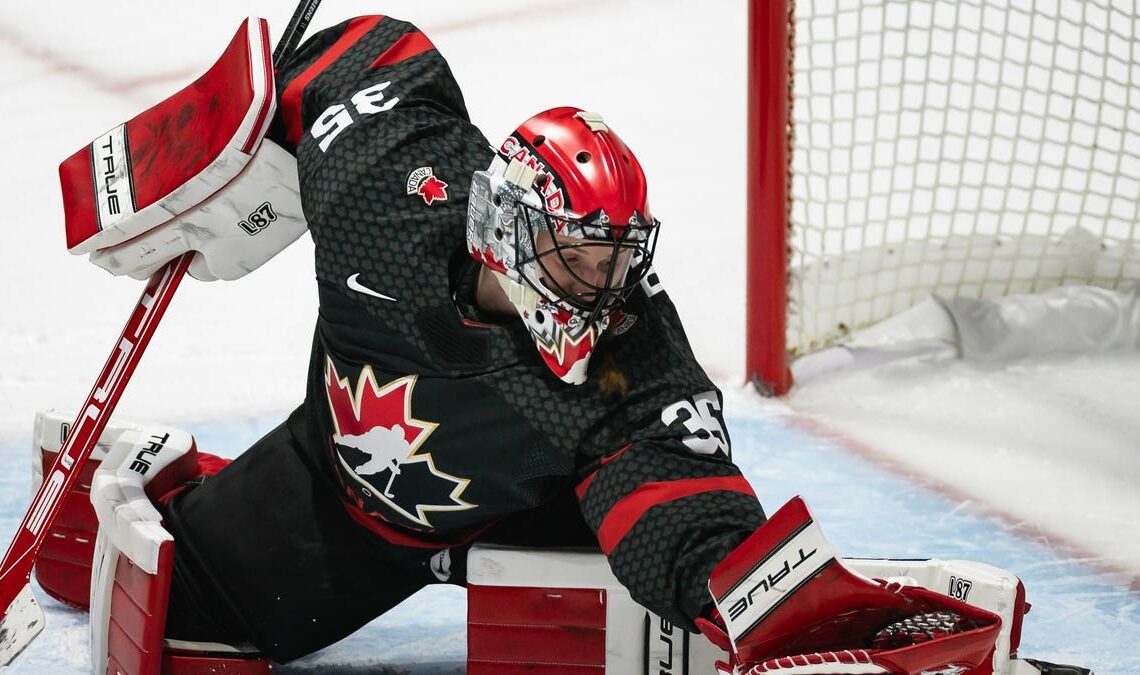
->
xmin=467 ymin=107 xmax=659 ymax=384
xmin=513 ymin=107 xmax=653 ymax=231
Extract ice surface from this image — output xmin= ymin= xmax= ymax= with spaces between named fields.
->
xmin=0 ymin=0 xmax=1137 ymax=672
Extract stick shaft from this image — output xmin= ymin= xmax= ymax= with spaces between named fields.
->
xmin=0 ymin=0 xmax=323 ymax=649
xmin=0 ymin=253 xmax=192 ymax=612
xmin=273 ymin=0 xmax=324 ymax=65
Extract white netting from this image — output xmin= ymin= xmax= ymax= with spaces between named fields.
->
xmin=789 ymin=0 xmax=1140 ymax=355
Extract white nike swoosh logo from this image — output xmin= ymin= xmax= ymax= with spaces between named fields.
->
xmin=347 ymin=274 xmax=397 ymax=302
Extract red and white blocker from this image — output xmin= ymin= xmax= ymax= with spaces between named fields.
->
xmin=59 ymin=16 xmax=306 ymax=283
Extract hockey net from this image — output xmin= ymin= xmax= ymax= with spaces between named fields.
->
xmin=747 ymin=0 xmax=1140 ymax=394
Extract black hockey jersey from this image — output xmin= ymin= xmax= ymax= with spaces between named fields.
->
xmin=271 ymin=16 xmax=766 ymax=628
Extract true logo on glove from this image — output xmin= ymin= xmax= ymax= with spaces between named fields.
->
xmin=717 ymin=519 xmax=833 ymax=639
xmin=92 ymin=124 xmax=136 ymax=229
xmin=128 ymin=432 xmax=171 ymax=476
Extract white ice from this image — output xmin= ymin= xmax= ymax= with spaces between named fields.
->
xmin=0 ymin=0 xmax=1137 ymax=672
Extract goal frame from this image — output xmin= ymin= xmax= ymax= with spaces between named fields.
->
xmin=746 ymin=0 xmax=794 ymax=395
xmin=745 ymin=0 xmax=1140 ymax=395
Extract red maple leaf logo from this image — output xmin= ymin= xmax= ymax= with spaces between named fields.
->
xmin=324 ymin=358 xmax=473 ymax=527
xmin=418 ymin=175 xmax=448 ymax=205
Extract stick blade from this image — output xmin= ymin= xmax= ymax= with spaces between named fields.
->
xmin=0 ymin=584 xmax=45 ymax=667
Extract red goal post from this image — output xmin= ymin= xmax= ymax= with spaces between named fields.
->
xmin=747 ymin=0 xmax=1140 ymax=395
xmin=747 ymin=0 xmax=794 ymax=395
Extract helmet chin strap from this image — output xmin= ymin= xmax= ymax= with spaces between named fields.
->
xmin=473 ymin=265 xmax=519 ymax=318
xmin=492 ymin=268 xmax=543 ymax=313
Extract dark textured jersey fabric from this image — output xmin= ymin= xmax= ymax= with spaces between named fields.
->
xmin=267 ymin=15 xmax=766 ymax=631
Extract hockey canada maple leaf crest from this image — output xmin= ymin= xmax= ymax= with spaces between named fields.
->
xmin=405 ymin=166 xmax=448 ymax=206
xmin=324 ymin=358 xmax=473 ymax=528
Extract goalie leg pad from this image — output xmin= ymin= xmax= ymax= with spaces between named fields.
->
xmin=32 ymin=410 xmax=168 ymax=609
xmin=33 ymin=408 xmax=210 ymax=609
xmin=92 ymin=521 xmax=271 ymax=674
xmin=88 ymin=422 xmax=261 ymax=674
xmin=466 ymin=545 xmax=728 ymax=674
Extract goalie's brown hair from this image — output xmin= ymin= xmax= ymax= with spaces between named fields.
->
xmin=592 ymin=336 xmax=629 ymax=399
xmin=594 ymin=352 xmax=628 ymax=399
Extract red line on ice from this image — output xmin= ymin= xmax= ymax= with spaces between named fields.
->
xmin=0 ymin=1 xmax=613 ymax=96
xmin=786 ymin=411 xmax=1140 ymax=594
xmin=0 ymin=25 xmax=199 ymax=96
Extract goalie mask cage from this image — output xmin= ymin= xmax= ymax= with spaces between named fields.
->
xmin=747 ymin=0 xmax=1140 ymax=395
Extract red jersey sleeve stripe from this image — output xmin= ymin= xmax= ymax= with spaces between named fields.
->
xmin=596 ymin=476 xmax=757 ymax=555
xmin=369 ymin=31 xmax=435 ymax=69
xmin=574 ymin=444 xmax=633 ymax=499
xmin=575 ymin=472 xmax=596 ymax=500
xmin=280 ymin=15 xmax=385 ymax=147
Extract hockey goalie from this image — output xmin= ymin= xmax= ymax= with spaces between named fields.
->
xmin=23 ymin=10 xmax=1094 ymax=675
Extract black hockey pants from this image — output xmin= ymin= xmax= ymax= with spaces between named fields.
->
xmin=161 ymin=407 xmax=596 ymax=662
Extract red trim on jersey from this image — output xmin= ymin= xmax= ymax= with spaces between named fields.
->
xmin=369 ymin=31 xmax=435 ymax=69
xmin=280 ymin=15 xmax=384 ymax=147
xmin=574 ymin=444 xmax=632 ymax=499
xmin=595 ymin=476 xmax=756 ymax=555
xmin=575 ymin=474 xmax=594 ymax=500
xmin=341 ymin=499 xmax=491 ymax=549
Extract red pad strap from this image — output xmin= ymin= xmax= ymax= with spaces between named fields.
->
xmin=155 ymin=451 xmax=231 ymax=507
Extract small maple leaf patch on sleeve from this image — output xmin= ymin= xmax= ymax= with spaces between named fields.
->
xmin=405 ymin=166 xmax=449 ymax=206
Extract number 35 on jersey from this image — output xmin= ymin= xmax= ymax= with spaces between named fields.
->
xmin=311 ymin=81 xmax=399 ymax=152
xmin=661 ymin=391 xmax=730 ymax=457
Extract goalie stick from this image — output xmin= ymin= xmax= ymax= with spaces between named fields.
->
xmin=274 ymin=0 xmax=322 ymax=64
xmin=0 ymin=0 xmax=322 ymax=666
xmin=0 ymin=253 xmax=193 ymax=665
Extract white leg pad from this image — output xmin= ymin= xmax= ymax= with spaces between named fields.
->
xmin=88 ymin=422 xmax=196 ymax=673
xmin=467 ymin=548 xmax=1035 ymax=675
xmin=466 ymin=544 xmax=727 ymax=674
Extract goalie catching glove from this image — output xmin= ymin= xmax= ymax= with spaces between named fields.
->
xmin=701 ymin=497 xmax=1002 ymax=675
